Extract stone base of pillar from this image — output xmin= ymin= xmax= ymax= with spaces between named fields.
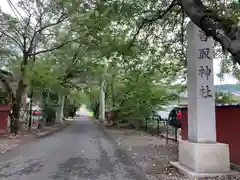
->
xmin=56 ymin=120 xmax=63 ymax=123
xmin=171 ymin=140 xmax=238 ymax=178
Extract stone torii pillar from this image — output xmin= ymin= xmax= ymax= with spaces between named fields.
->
xmin=99 ymin=79 xmax=105 ymax=121
xmin=171 ymin=21 xmax=232 ymax=178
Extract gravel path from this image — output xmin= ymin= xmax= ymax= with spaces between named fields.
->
xmin=104 ymin=128 xmax=240 ymax=180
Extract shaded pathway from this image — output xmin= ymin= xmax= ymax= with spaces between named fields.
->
xmin=0 ymin=117 xmax=147 ymax=180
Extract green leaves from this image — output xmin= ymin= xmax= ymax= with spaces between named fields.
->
xmin=104 ymin=66 xmax=178 ymax=121
xmin=25 ymin=57 xmax=67 ymax=96
xmin=215 ymin=92 xmax=239 ymax=104
xmin=67 ymin=89 xmax=90 ymax=108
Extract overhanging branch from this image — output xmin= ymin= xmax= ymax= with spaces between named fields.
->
xmin=0 ymin=29 xmax=24 ymax=51
xmin=37 ymin=13 xmax=68 ymax=33
xmin=28 ymin=12 xmax=68 ymax=53
xmin=57 ymin=52 xmax=78 ymax=81
xmin=180 ymin=0 xmax=240 ymax=64
xmin=28 ymin=39 xmax=74 ymax=56
xmin=128 ymin=0 xmax=179 ymax=49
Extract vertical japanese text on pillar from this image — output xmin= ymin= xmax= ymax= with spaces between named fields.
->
xmin=197 ymin=30 xmax=213 ymax=98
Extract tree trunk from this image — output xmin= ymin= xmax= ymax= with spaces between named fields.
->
xmin=11 ymin=77 xmax=26 ymax=134
xmin=180 ymin=0 xmax=240 ymax=63
xmin=11 ymin=52 xmax=29 ymax=133
xmin=111 ymin=75 xmax=116 ymax=107
xmin=11 ymin=101 xmax=21 ymax=134
xmin=93 ymin=101 xmax=100 ymax=119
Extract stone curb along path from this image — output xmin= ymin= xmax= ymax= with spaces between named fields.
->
xmin=0 ymin=143 xmax=19 ymax=155
xmin=0 ymin=122 xmax=69 ymax=155
xmin=35 ymin=123 xmax=69 ymax=139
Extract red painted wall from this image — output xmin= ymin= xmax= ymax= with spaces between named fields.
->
xmin=0 ymin=105 xmax=10 ymax=134
xmin=180 ymin=105 xmax=240 ymax=164
xmin=181 ymin=108 xmax=188 ymax=141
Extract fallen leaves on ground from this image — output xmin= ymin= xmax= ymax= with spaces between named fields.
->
xmin=105 ymin=128 xmax=240 ymax=180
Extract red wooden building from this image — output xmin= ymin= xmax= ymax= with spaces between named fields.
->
xmin=180 ymin=104 xmax=240 ymax=165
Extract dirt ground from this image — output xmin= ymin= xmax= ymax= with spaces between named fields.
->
xmin=104 ymin=127 xmax=240 ymax=180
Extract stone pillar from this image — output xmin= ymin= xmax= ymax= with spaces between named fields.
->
xmin=56 ymin=96 xmax=65 ymax=122
xmin=59 ymin=96 xmax=65 ymax=122
xmin=171 ymin=21 xmax=232 ymax=178
xmin=99 ymin=80 xmax=105 ymax=121
xmin=187 ymin=21 xmax=216 ymax=143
